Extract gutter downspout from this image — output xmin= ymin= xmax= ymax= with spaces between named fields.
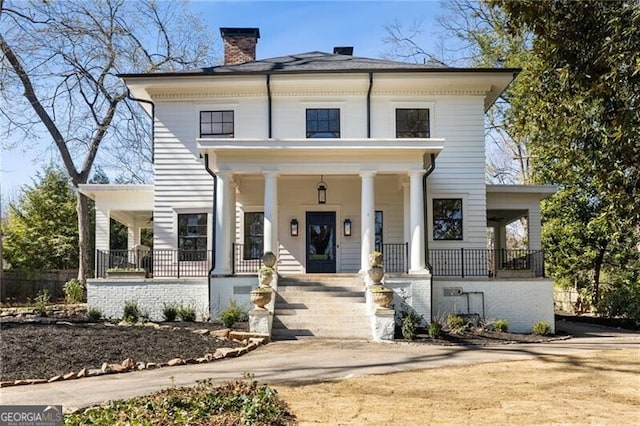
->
xmin=204 ymin=154 xmax=218 ymax=310
xmin=423 ymin=153 xmax=436 ymax=322
xmin=125 ymin=89 xmax=156 ymax=163
xmin=266 ymin=74 xmax=272 ymax=138
xmin=366 ymin=72 xmax=373 ymax=138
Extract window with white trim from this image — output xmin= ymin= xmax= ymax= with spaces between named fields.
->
xmin=200 ymin=110 xmax=234 ymax=138
xmin=433 ymin=199 xmax=463 ymax=240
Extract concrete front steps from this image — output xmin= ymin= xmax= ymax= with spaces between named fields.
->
xmin=272 ymin=274 xmax=370 ymax=340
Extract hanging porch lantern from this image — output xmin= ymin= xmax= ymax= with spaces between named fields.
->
xmin=317 ymin=175 xmax=327 ymax=204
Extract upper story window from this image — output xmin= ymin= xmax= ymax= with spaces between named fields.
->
xmin=306 ymin=108 xmax=340 ymax=138
xmin=433 ymin=199 xmax=463 ymax=240
xmin=178 ymin=213 xmax=208 ymax=260
xmin=396 ymin=108 xmax=430 ymax=138
xmin=200 ymin=111 xmax=234 ymax=138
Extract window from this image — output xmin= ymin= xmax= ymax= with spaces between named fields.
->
xmin=200 ymin=111 xmax=234 ymax=138
xmin=178 ymin=213 xmax=207 ymax=260
xmin=306 ymin=108 xmax=340 ymax=138
xmin=244 ymin=212 xmax=264 ymax=260
xmin=375 ymin=210 xmax=383 ymax=251
xmin=396 ymin=108 xmax=430 ymax=138
xmin=433 ymin=199 xmax=463 ymax=240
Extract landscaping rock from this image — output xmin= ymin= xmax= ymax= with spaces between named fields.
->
xmin=108 ymin=364 xmax=127 ymax=373
xmin=77 ymin=368 xmax=87 ymax=378
xmin=193 ymin=329 xmax=209 ymax=335
xmin=101 ymin=362 xmax=110 ymax=373
xmin=48 ymin=375 xmax=63 ymax=383
xmin=167 ymin=358 xmax=184 ymax=366
xmin=87 ymin=369 xmax=103 ymax=377
xmin=211 ymin=329 xmax=230 ymax=339
xmin=121 ymin=358 xmax=136 ymax=370
xmin=63 ymin=372 xmax=76 ymax=380
xmin=146 ymin=362 xmax=158 ymax=369
xmin=136 ymin=362 xmax=146 ymax=370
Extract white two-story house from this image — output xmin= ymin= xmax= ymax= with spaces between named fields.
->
xmin=81 ymin=28 xmax=555 ymax=338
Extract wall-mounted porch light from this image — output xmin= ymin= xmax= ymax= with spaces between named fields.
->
xmin=290 ymin=218 xmax=299 ymax=236
xmin=343 ymin=219 xmax=352 ymax=236
xmin=317 ymin=175 xmax=327 ymax=204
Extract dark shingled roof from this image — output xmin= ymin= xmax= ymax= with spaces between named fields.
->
xmin=200 ymin=51 xmax=450 ymax=74
xmin=120 ymin=51 xmax=464 ymax=78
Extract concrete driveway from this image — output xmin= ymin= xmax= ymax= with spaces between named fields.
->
xmin=1 ymin=321 xmax=638 ymax=413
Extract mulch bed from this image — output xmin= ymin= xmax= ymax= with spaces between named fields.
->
xmin=0 ymin=320 xmax=248 ymax=382
xmin=403 ymin=328 xmax=566 ymax=346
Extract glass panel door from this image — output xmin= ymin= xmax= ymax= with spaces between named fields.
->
xmin=306 ymin=212 xmax=336 ymax=273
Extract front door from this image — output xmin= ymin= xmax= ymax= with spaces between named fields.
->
xmin=306 ymin=211 xmax=336 ymax=273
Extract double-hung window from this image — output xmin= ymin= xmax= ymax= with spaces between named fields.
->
xmin=178 ymin=213 xmax=208 ymax=260
xmin=433 ymin=199 xmax=463 ymax=240
xmin=306 ymin=108 xmax=340 ymax=138
xmin=200 ymin=111 xmax=234 ymax=138
xmin=396 ymin=108 xmax=430 ymax=138
xmin=244 ymin=212 xmax=264 ymax=260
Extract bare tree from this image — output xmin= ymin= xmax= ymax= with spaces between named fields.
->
xmin=0 ymin=0 xmax=216 ymax=281
xmin=383 ymin=0 xmax=534 ymax=184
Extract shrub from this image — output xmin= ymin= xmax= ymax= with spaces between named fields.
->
xmin=177 ymin=304 xmax=196 ymax=322
xmin=494 ymin=318 xmax=509 ymax=332
xmin=33 ymin=289 xmax=51 ymax=316
xmin=533 ymin=321 xmax=552 ymax=336
xmin=220 ymin=300 xmax=249 ymax=328
xmin=87 ymin=307 xmax=102 ymax=322
xmin=446 ymin=314 xmax=466 ymax=333
xmin=63 ymin=279 xmax=84 ymax=304
xmin=162 ymin=303 xmax=178 ymax=322
xmin=123 ymin=300 xmax=140 ymax=323
xmin=428 ymin=321 xmax=443 ymax=338
xmin=400 ymin=310 xmax=422 ymax=340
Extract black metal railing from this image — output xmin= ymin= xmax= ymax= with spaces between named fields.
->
xmin=232 ymin=243 xmax=261 ymax=274
xmin=377 ymin=242 xmax=409 ymax=273
xmin=96 ymin=249 xmax=212 ymax=278
xmin=428 ymin=248 xmax=544 ymax=278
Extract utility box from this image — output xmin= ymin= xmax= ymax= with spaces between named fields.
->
xmin=443 ymin=287 xmax=463 ymax=296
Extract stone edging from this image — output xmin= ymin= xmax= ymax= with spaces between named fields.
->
xmin=0 ymin=325 xmax=269 ymax=388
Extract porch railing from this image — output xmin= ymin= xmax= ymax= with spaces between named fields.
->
xmin=428 ymin=248 xmax=544 ymax=278
xmin=232 ymin=243 xmax=261 ymax=274
xmin=96 ymin=249 xmax=212 ymax=278
xmin=378 ymin=243 xmax=409 ymax=273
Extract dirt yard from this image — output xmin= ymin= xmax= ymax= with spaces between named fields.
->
xmin=275 ymin=349 xmax=640 ymax=425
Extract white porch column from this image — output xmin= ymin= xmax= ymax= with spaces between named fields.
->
xmin=402 ymin=181 xmax=410 ymax=248
xmin=409 ymin=170 xmax=426 ymax=273
xmin=360 ymin=171 xmax=376 ymax=271
xmin=95 ymin=208 xmax=110 ymax=251
xmin=263 ymin=172 xmax=279 ymax=255
xmin=528 ymin=205 xmax=542 ymax=251
xmin=214 ymin=172 xmax=233 ymax=275
xmin=127 ymin=225 xmax=141 ymax=249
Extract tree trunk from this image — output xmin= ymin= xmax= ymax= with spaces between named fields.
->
xmin=592 ymin=245 xmax=607 ymax=306
xmin=76 ymin=190 xmax=91 ymax=284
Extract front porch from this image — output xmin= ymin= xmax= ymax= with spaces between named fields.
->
xmin=93 ymin=246 xmax=545 ymax=279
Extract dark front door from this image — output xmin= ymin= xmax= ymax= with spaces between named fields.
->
xmin=306 ymin=211 xmax=336 ymax=273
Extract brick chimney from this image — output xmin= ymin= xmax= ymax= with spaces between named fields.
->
xmin=220 ymin=27 xmax=260 ymax=65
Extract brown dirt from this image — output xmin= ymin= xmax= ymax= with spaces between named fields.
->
xmin=275 ymin=349 xmax=640 ymax=425
xmin=0 ymin=321 xmax=247 ymax=381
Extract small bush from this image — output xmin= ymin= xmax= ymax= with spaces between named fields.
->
xmin=87 ymin=307 xmax=102 ymax=322
xmin=446 ymin=314 xmax=466 ymax=333
xmin=220 ymin=300 xmax=249 ymax=328
xmin=63 ymin=279 xmax=84 ymax=304
xmin=401 ymin=311 xmax=422 ymax=340
xmin=123 ymin=300 xmax=140 ymax=323
xmin=494 ymin=318 xmax=509 ymax=332
xmin=177 ymin=304 xmax=196 ymax=322
xmin=162 ymin=303 xmax=178 ymax=322
xmin=533 ymin=321 xmax=552 ymax=336
xmin=33 ymin=289 xmax=51 ymax=317
xmin=428 ymin=321 xmax=443 ymax=338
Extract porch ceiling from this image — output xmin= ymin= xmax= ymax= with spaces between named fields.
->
xmin=487 ymin=209 xmax=528 ymax=225
xmin=199 ymin=138 xmax=444 ymax=174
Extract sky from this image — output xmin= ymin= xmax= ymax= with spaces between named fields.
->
xmin=0 ymin=0 xmax=446 ymax=204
